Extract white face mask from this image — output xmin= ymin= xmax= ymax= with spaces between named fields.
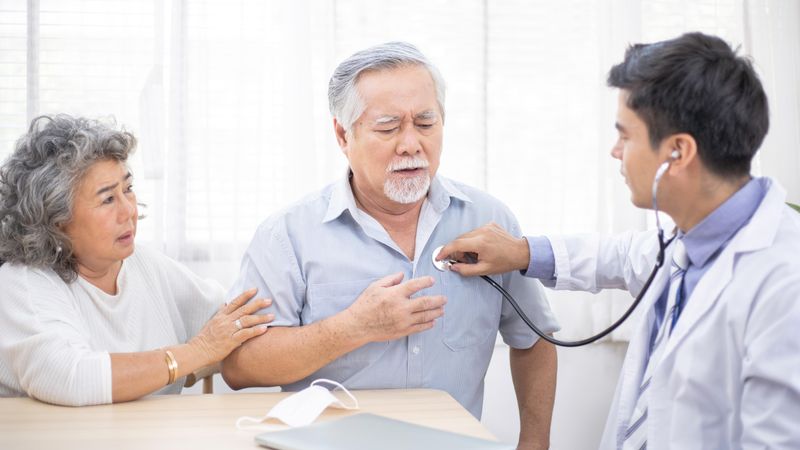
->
xmin=236 ymin=379 xmax=359 ymax=429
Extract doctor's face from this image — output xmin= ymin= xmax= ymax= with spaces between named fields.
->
xmin=339 ymin=64 xmax=443 ymax=207
xmin=610 ymin=91 xmax=667 ymax=209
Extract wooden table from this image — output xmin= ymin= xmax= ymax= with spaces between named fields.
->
xmin=0 ymin=388 xmax=497 ymax=449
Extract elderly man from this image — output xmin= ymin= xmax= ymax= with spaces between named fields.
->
xmin=222 ymin=42 xmax=559 ymax=449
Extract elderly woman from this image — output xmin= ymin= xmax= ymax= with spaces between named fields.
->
xmin=0 ymin=115 xmax=272 ymax=406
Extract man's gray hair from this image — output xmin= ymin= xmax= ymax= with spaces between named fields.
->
xmin=0 ymin=114 xmax=136 ymax=282
xmin=328 ymin=41 xmax=446 ymax=131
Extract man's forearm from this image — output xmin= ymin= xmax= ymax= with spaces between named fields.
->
xmin=221 ymin=312 xmax=366 ymax=389
xmin=510 ymin=339 xmax=557 ymax=450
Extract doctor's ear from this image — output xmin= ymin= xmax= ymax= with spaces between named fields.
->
xmin=665 ymin=133 xmax=697 ymax=169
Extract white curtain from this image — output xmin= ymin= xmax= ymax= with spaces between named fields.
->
xmin=1 ymin=0 xmax=798 ymax=341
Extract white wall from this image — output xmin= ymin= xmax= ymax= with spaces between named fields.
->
xmin=481 ymin=341 xmax=627 ymax=449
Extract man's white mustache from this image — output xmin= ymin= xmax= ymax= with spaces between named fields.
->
xmin=386 ymin=158 xmax=429 ymax=173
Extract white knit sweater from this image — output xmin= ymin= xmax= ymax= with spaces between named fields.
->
xmin=0 ymin=245 xmax=224 ymax=406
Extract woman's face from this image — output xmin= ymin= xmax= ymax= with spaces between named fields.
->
xmin=63 ymin=159 xmax=138 ymax=272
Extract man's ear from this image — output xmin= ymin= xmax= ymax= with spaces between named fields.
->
xmin=666 ymin=133 xmax=697 ymax=174
xmin=333 ymin=118 xmax=349 ymax=153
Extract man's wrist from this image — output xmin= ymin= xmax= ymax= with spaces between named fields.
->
xmin=333 ymin=309 xmax=371 ymax=349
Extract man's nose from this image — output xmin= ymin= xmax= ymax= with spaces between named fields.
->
xmin=396 ymin=126 xmax=422 ymax=155
xmin=610 ymin=140 xmax=623 ymax=160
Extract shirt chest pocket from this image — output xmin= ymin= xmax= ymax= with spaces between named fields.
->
xmin=440 ymin=273 xmax=502 ymax=351
xmin=307 ymin=278 xmax=388 ymax=363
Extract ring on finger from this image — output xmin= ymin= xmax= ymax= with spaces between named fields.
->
xmin=234 ymin=318 xmax=243 ymax=330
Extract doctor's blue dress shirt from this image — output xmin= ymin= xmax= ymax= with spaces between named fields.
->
xmin=526 ymin=177 xmax=767 ymax=336
xmin=230 ymin=173 xmax=560 ymax=418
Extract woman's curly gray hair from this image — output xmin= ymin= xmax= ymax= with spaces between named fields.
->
xmin=0 ymin=114 xmax=136 ymax=282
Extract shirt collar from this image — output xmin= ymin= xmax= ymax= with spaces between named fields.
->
xmin=322 ymin=170 xmax=472 ymax=223
xmin=681 ymin=177 xmax=767 ymax=268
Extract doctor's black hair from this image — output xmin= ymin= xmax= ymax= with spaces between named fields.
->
xmin=607 ymin=32 xmax=769 ymax=178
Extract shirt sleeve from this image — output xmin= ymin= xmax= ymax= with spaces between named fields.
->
xmin=145 ymin=248 xmax=227 ymax=339
xmin=522 ymin=235 xmax=556 ymax=286
xmin=0 ymin=267 xmax=112 ymax=406
xmin=229 ymin=219 xmax=305 ymax=327
xmin=498 ymin=219 xmax=561 ymax=349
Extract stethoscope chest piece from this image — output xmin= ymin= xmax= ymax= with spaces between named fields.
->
xmin=431 ymin=245 xmax=454 ymax=272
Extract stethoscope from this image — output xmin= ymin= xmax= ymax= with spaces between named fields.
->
xmin=432 ymin=151 xmax=680 ymax=347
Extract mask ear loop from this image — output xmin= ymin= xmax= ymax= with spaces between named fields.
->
xmin=236 ymin=411 xmax=277 ymax=430
xmin=311 ymin=378 xmax=359 ymax=409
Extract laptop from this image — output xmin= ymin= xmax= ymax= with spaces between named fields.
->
xmin=254 ymin=413 xmax=514 ymax=450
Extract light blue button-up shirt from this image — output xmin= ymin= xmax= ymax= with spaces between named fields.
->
xmin=231 ymin=173 xmax=560 ymax=418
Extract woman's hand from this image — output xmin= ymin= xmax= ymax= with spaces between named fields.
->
xmin=189 ymin=288 xmax=274 ymax=365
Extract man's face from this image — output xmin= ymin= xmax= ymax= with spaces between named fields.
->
xmin=610 ymin=90 xmax=669 ymax=209
xmin=340 ymin=64 xmax=443 ymax=206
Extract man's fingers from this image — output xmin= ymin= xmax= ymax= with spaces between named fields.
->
xmin=410 ymin=305 xmax=445 ymax=324
xmin=373 ymin=272 xmax=405 ymax=289
xmin=407 ymin=295 xmax=447 ymax=313
xmin=396 ymin=276 xmax=435 ymax=296
xmin=223 ymin=288 xmax=258 ymax=314
xmin=406 ymin=321 xmax=437 ymax=336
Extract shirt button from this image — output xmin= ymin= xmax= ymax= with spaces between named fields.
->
xmin=412 ymin=346 xmax=420 ymax=355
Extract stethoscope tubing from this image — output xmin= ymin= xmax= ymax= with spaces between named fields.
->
xmin=483 ymin=231 xmax=674 ymax=347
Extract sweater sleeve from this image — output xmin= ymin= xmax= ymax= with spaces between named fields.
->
xmin=0 ymin=265 xmax=112 ymax=406
xmin=140 ymin=246 xmax=226 ymax=340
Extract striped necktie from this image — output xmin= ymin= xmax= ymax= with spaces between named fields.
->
xmin=622 ymin=239 xmax=688 ymax=450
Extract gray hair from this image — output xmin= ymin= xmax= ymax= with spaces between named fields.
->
xmin=0 ymin=114 xmax=136 ymax=282
xmin=328 ymin=41 xmax=446 ymax=131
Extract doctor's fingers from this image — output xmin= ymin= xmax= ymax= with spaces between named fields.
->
xmin=222 ymin=288 xmax=258 ymax=314
xmin=437 ymin=236 xmax=488 ymax=263
xmin=449 ymin=261 xmax=495 ymax=277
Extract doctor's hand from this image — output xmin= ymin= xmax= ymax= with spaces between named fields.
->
xmin=344 ymin=272 xmax=446 ymax=344
xmin=437 ymin=222 xmax=530 ymax=277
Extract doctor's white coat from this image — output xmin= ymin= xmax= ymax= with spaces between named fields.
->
xmin=548 ymin=178 xmax=800 ymax=449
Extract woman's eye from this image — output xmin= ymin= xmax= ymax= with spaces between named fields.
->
xmin=102 ymin=196 xmax=114 ymax=205
xmin=125 ymin=184 xmax=134 ymax=193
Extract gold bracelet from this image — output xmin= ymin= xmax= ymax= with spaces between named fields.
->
xmin=164 ymin=350 xmax=178 ymax=385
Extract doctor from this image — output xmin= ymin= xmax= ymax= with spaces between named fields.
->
xmin=437 ymin=32 xmax=800 ymax=449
